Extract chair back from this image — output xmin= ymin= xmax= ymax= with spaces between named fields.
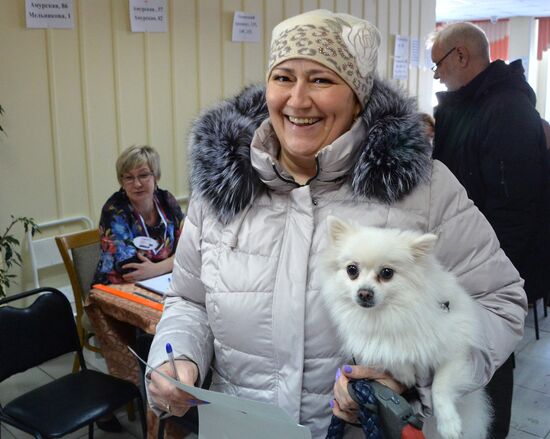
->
xmin=27 ymin=216 xmax=94 ymax=303
xmin=55 ymin=229 xmax=100 ymax=320
xmin=0 ymin=288 xmax=85 ymax=382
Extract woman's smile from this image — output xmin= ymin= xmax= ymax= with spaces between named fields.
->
xmin=266 ymin=59 xmax=359 ymax=183
xmin=286 ymin=115 xmax=321 ymax=126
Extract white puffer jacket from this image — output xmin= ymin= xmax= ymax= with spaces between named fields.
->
xmin=148 ymin=81 xmax=527 ymax=438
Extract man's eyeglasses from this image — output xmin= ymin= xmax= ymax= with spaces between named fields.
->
xmin=431 ymin=47 xmax=456 ymax=72
xmin=121 ymin=172 xmax=154 ymax=185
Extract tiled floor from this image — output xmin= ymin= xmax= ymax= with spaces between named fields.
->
xmin=1 ymin=301 xmax=549 ymax=439
xmin=510 ymin=300 xmax=550 ymax=438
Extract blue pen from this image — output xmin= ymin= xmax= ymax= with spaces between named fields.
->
xmin=165 ymin=343 xmax=181 ymax=382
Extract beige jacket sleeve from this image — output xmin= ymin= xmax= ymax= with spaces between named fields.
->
xmin=418 ymin=161 xmax=527 ymax=407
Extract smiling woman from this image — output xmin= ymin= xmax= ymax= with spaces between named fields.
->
xmin=259 ymin=10 xmax=380 ymax=185
xmin=145 ymin=9 xmax=526 ymax=439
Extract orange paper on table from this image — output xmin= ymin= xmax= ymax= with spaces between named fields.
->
xmin=92 ymin=284 xmax=164 ymax=311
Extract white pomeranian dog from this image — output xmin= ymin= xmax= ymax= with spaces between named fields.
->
xmin=320 ymin=216 xmax=491 ymax=439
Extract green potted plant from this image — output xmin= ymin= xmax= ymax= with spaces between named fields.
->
xmin=0 ymin=216 xmax=39 ymax=298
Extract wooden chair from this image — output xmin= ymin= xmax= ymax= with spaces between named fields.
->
xmin=56 ymin=228 xmax=138 ymax=421
xmin=27 ymin=217 xmax=93 ymax=298
xmin=55 ymin=229 xmax=101 ymax=369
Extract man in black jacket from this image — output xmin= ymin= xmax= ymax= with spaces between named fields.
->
xmin=431 ymin=22 xmax=549 ymax=439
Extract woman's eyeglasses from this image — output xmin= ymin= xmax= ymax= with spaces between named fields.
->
xmin=121 ymin=173 xmax=154 ymax=185
xmin=431 ymin=47 xmax=456 ymax=72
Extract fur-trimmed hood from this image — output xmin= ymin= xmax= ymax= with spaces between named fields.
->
xmin=190 ymin=78 xmax=432 ymax=223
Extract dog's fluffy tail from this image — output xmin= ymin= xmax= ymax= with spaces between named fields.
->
xmin=458 ymin=389 xmax=492 ymax=439
xmin=422 ymin=389 xmax=492 ymax=439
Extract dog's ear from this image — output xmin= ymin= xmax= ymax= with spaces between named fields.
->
xmin=327 ymin=216 xmax=354 ymax=244
xmin=410 ymin=233 xmax=438 ymax=259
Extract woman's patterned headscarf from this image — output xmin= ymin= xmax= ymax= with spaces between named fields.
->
xmin=267 ymin=9 xmax=381 ymax=108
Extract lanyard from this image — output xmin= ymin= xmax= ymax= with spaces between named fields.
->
xmin=136 ymin=199 xmax=168 ymax=255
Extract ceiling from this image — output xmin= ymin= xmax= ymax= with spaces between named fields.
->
xmin=437 ymin=0 xmax=550 ymax=22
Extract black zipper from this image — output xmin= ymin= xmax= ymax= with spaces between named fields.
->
xmin=271 ymin=156 xmax=321 ymax=188
xmin=271 ymin=164 xmax=300 ymax=187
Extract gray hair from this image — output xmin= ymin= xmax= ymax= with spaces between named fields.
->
xmin=116 ymin=144 xmax=161 ymax=185
xmin=430 ymin=22 xmax=490 ymax=61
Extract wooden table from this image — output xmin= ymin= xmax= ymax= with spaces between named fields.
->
xmin=85 ymin=283 xmax=185 ymax=439
xmin=86 ymin=283 xmax=161 ymax=386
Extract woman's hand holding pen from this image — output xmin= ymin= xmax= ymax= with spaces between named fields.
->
xmin=148 ymin=359 xmax=201 ymax=417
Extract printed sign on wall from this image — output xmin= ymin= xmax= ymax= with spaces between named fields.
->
xmin=26 ymin=0 xmax=74 ymax=29
xmin=232 ymin=11 xmax=260 ymax=43
xmin=410 ymin=38 xmax=420 ymax=68
xmin=392 ymin=35 xmax=410 ymax=80
xmin=425 ymin=46 xmax=434 ymax=70
xmin=130 ymin=0 xmax=167 ymax=33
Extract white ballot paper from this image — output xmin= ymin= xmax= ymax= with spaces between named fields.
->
xmin=128 ymin=347 xmax=312 ymax=439
xmin=135 ymin=272 xmax=172 ymax=295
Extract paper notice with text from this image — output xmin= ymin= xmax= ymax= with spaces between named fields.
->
xmin=26 ymin=0 xmax=74 ymax=29
xmin=129 ymin=0 xmax=167 ymax=33
xmin=232 ymin=11 xmax=260 ymax=43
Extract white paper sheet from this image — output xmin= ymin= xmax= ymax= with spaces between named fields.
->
xmin=25 ymin=0 xmax=74 ymax=29
xmin=410 ymin=38 xmax=420 ymax=68
xmin=232 ymin=11 xmax=260 ymax=42
xmin=128 ymin=347 xmax=311 ymax=439
xmin=393 ymin=35 xmax=410 ymax=80
xmin=135 ymin=272 xmax=171 ymax=295
xmin=129 ymin=0 xmax=167 ymax=33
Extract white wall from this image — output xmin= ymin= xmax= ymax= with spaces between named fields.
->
xmin=495 ymin=17 xmax=548 ymax=118
xmin=509 ymin=17 xmax=537 ymax=87
xmin=0 ymin=0 xmax=436 ymax=293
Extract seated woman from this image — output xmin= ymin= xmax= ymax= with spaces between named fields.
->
xmin=94 ymin=144 xmax=184 ymax=285
xmin=92 ymin=145 xmax=183 ymax=432
xmin=146 ymin=9 xmax=526 ymax=439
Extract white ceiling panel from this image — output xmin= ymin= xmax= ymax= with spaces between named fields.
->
xmin=437 ymin=0 xmax=550 ymax=22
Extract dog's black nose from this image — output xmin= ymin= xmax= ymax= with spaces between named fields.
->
xmin=357 ymin=288 xmax=375 ymax=307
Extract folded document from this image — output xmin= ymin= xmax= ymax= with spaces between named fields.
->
xmin=128 ymin=347 xmax=311 ymax=439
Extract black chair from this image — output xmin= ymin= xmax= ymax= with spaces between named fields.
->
xmin=0 ymin=287 xmax=147 ymax=438
xmin=531 ymin=295 xmax=549 ymax=340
